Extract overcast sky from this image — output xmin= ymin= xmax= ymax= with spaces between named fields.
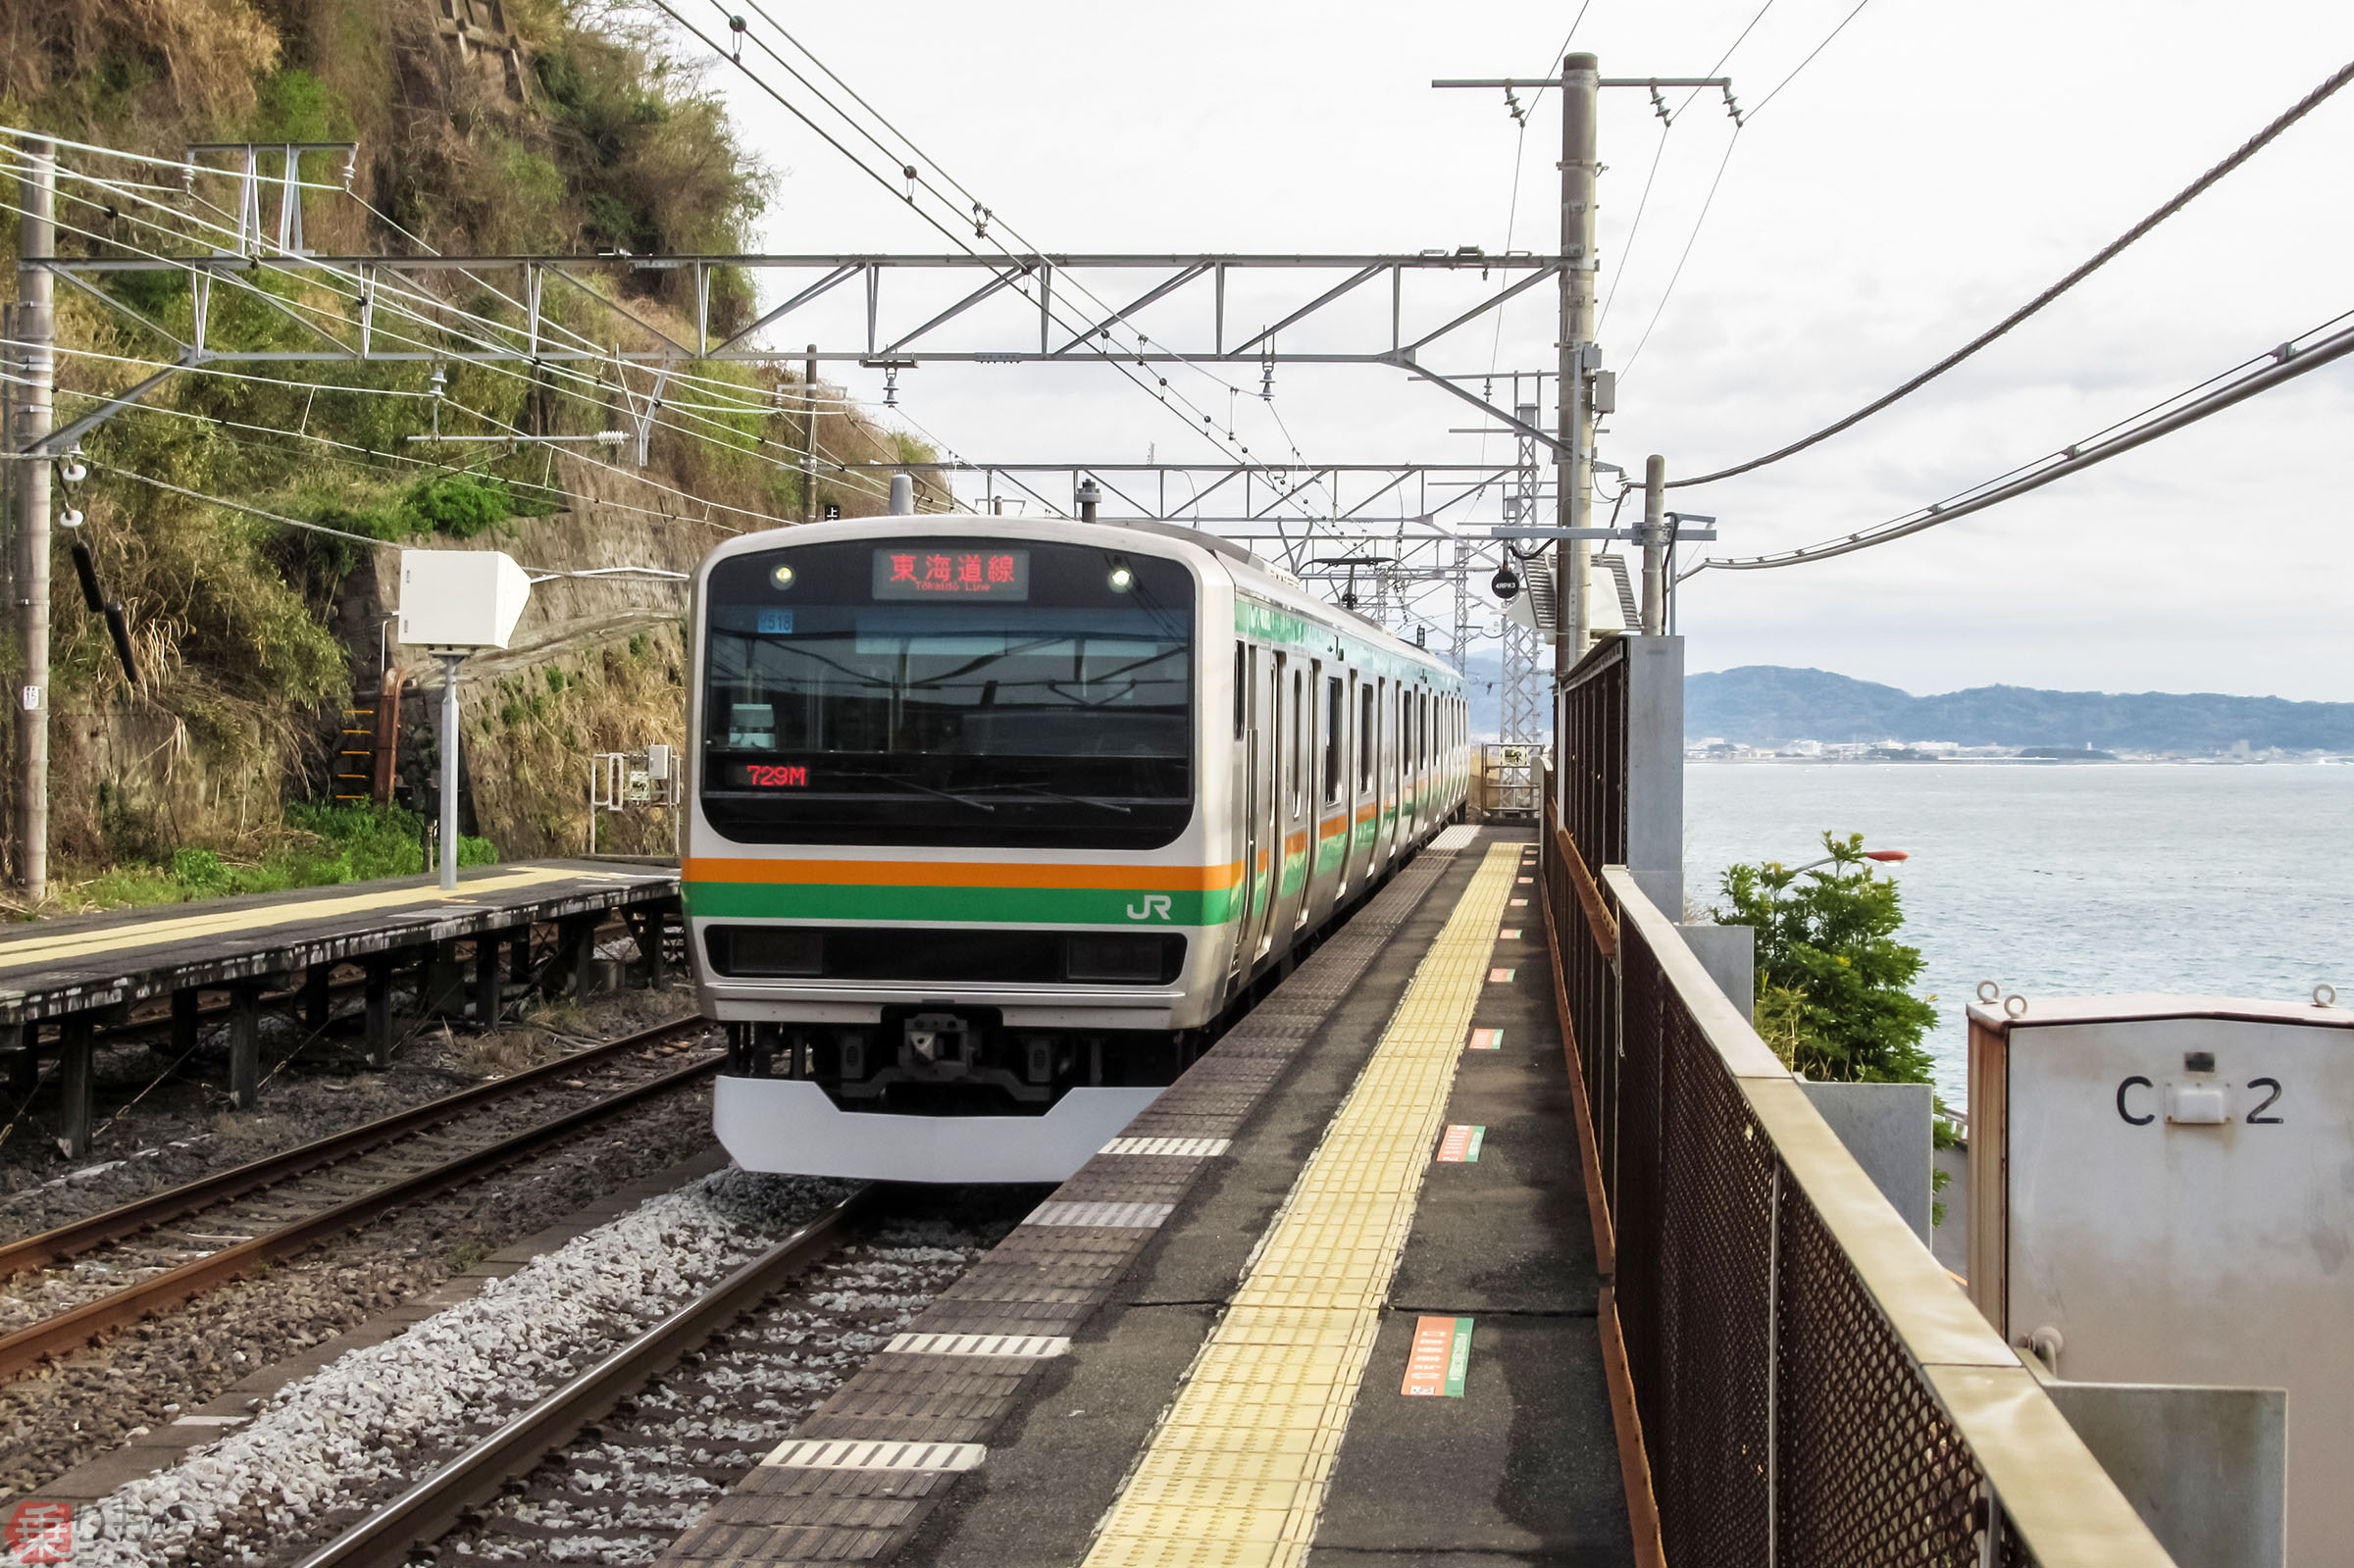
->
xmin=681 ymin=0 xmax=2354 ymax=702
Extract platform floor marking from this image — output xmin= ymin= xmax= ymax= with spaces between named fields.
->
xmin=0 ymin=866 xmax=594 ymax=971
xmin=760 ymin=1439 xmax=986 ymax=1472
xmin=885 ymin=1333 xmax=1069 ymax=1359
xmin=1428 ymin=825 xmax=1480 ymax=852
xmin=1402 ymin=1316 xmax=1474 ymax=1397
xmin=1499 ymin=929 xmax=1521 ymax=939
xmin=1103 ymin=1137 xmax=1233 ymax=1158
xmin=1081 ymin=839 xmax=1517 ymax=1568
xmin=1466 ymin=1028 xmax=1503 ymax=1051
xmin=1434 ymin=1125 xmax=1484 ymax=1164
xmin=1026 ymin=1200 xmax=1175 ymax=1229
xmin=1488 ymin=967 xmax=1515 ymax=983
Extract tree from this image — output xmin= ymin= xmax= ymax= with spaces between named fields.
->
xmin=1715 ymin=833 xmax=1938 ymax=1084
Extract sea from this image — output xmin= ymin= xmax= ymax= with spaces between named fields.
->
xmin=1681 ymin=763 xmax=2354 ymax=1104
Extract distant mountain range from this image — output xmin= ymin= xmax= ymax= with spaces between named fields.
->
xmin=1688 ymin=666 xmax=2354 ymax=753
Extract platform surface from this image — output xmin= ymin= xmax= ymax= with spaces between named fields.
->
xmin=0 ymin=860 xmax=678 ymax=1022
xmin=666 ymin=827 xmax=1628 ymax=1568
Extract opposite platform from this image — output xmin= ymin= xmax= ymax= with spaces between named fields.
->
xmin=0 ymin=858 xmax=679 ymax=1025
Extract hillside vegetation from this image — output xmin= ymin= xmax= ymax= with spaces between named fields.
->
xmin=2 ymin=0 xmax=933 ymax=906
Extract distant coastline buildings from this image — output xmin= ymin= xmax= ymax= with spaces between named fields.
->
xmin=1684 ymin=737 xmax=2352 ymax=764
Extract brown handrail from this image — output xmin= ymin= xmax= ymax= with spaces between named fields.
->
xmin=1556 ymin=826 xmax=1617 ymax=960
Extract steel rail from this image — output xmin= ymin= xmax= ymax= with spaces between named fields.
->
xmin=0 ymin=1037 xmax=723 ymax=1381
xmin=293 ymin=1185 xmax=877 ymax=1568
xmin=0 ymin=1015 xmax=710 ymax=1277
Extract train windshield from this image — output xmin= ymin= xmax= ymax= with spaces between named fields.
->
xmin=700 ymin=536 xmax=1195 ymax=848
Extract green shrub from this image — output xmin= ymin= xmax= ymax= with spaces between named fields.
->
xmin=1714 ymin=833 xmax=1938 ymax=1085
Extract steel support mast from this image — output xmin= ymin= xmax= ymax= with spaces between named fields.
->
xmin=1557 ymin=53 xmax=1600 ymax=687
xmin=15 ymin=141 xmax=54 ymax=898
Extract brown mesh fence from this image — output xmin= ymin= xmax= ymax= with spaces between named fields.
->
xmin=1540 ymin=660 xmax=2055 ymax=1564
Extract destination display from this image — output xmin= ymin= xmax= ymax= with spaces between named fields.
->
xmin=872 ymin=548 xmax=1030 ymax=599
xmin=731 ymin=762 xmax=810 ymax=789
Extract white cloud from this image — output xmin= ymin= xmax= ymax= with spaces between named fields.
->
xmin=687 ymin=0 xmax=2354 ymax=698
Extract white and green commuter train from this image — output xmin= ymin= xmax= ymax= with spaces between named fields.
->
xmin=685 ymin=514 xmax=1468 ymax=1182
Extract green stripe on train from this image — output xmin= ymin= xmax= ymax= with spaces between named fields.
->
xmin=684 ymin=882 xmax=1241 ymax=927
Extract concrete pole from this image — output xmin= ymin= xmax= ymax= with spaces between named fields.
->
xmin=1641 ymin=454 xmax=1667 ymax=635
xmin=1556 ymin=54 xmax=1600 ymax=684
xmin=1076 ymin=479 xmax=1100 ymax=524
xmin=800 ymin=344 xmax=818 ymax=524
xmin=15 ymin=141 xmax=54 ymax=899
xmin=437 ymin=652 xmax=463 ymax=890
xmin=888 ymin=474 xmax=915 ymax=516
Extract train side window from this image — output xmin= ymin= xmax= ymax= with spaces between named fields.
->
xmin=1357 ymin=681 xmax=1374 ymax=790
xmin=1233 ymin=642 xmax=1246 ymax=739
xmin=1291 ymin=670 xmax=1305 ymax=816
xmin=1323 ymin=676 xmax=1344 ymax=804
xmin=1420 ymin=693 xmax=1431 ymax=766
xmin=1384 ymin=687 xmax=1403 ymax=785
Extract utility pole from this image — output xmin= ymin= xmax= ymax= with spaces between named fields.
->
xmin=15 ymin=141 xmax=54 ymax=899
xmin=1556 ymin=53 xmax=1599 ymax=689
xmin=1640 ymin=453 xmax=1666 ymax=634
xmin=436 ymin=653 xmax=463 ymax=891
xmin=800 ymin=343 xmax=818 ymax=525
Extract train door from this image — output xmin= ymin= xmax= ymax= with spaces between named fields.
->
xmin=1400 ymin=684 xmax=1416 ymax=839
xmin=1347 ymin=674 xmax=1370 ymax=890
xmin=1227 ymin=641 xmax=1255 ymax=986
xmin=1305 ymin=665 xmax=1341 ymax=927
xmin=1415 ymin=690 xmax=1430 ymax=840
xmin=1247 ymin=652 xmax=1283 ymax=962
xmin=1278 ymin=664 xmax=1310 ymax=936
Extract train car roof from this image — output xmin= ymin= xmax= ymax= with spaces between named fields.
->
xmin=701 ymin=513 xmax=1458 ymax=683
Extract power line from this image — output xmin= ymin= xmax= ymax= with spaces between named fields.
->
xmin=668 ymin=3 xmax=1345 ymax=531
xmin=1671 ymin=52 xmax=2354 ymax=488
xmin=1748 ymin=0 xmax=1878 ymax=120
xmin=1619 ymin=126 xmax=1744 ymax=379
xmin=93 ymin=462 xmax=691 ymax=581
xmin=1689 ymin=305 xmax=2354 ymax=572
xmin=0 ymin=169 xmax=912 ymax=515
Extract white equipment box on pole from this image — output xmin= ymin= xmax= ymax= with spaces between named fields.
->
xmin=397 ymin=549 xmax=533 ymax=651
xmin=395 ymin=549 xmax=533 ymax=889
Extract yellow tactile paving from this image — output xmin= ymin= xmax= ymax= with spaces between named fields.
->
xmin=1082 ymin=840 xmax=1519 ymax=1568
xmin=0 ymin=866 xmax=602 ymax=971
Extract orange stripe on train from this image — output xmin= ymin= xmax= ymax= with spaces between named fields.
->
xmin=684 ymin=858 xmax=1243 ymax=890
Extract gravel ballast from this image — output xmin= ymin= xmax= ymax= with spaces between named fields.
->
xmin=0 ymin=1081 xmax=722 ymax=1499
xmin=65 ymin=1167 xmax=857 ymax=1568
xmin=0 ymin=985 xmax=695 ymax=1245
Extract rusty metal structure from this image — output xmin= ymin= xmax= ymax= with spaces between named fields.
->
xmin=1537 ymin=638 xmax=2175 ymax=1566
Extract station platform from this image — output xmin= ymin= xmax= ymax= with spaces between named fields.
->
xmin=667 ymin=826 xmax=1633 ymax=1568
xmin=0 ymin=859 xmax=680 ymax=1152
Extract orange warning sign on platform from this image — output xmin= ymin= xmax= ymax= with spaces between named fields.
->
xmin=1403 ymin=1315 xmax=1473 ymax=1396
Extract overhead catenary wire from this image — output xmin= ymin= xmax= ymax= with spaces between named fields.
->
xmin=91 ymin=462 xmax=690 ymax=580
xmin=0 ymin=138 xmax=915 ymax=498
xmin=0 ymin=180 xmax=913 ymax=523
xmin=670 ymin=2 xmax=1346 ymax=539
xmin=1670 ymin=51 xmax=2354 ymax=488
xmin=1689 ymin=304 xmax=2354 ymax=573
xmin=1747 ymin=0 xmax=1878 ymax=120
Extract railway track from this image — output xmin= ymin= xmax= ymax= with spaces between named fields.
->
xmin=0 ymin=1016 xmax=720 ymax=1380
xmin=289 ymin=1185 xmax=1009 ymax=1568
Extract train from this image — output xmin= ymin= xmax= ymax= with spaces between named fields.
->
xmin=683 ymin=512 xmax=1468 ymax=1183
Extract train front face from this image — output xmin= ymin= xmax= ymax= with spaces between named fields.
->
xmin=686 ymin=523 xmax=1222 ymax=1184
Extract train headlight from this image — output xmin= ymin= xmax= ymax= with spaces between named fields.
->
xmin=1107 ymin=565 xmax=1135 ymax=592
xmin=769 ymin=563 xmax=796 ymax=590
